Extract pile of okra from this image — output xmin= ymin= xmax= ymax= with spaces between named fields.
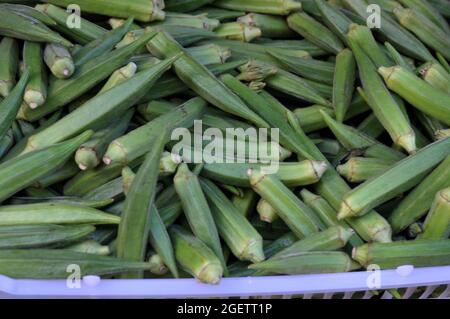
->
xmin=0 ymin=0 xmax=449 ymax=286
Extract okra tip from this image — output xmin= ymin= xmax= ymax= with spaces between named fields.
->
xmin=242 ymin=240 xmax=265 ymax=264
xmin=378 ymin=66 xmax=398 ymax=83
xmin=351 ymin=244 xmax=368 ymax=268
xmin=24 ymin=90 xmax=46 ymax=109
xmin=311 ymin=161 xmax=328 ymax=180
xmin=198 ymin=263 xmax=223 ymax=285
xmin=337 ymin=200 xmax=356 ymax=220
xmin=396 ymin=132 xmax=417 ymax=155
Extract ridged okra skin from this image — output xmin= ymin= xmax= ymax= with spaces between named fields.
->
xmin=213 ymin=0 xmax=302 ymax=15
xmin=0 ymin=37 xmax=19 ymax=98
xmin=23 ymin=42 xmax=47 ymax=109
xmin=420 ymin=188 xmax=450 ymax=240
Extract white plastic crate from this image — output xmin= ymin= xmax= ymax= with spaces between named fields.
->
xmin=0 ymin=265 xmax=449 ymax=299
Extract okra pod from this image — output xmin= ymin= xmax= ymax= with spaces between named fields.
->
xmin=202 ymin=160 xmax=327 ymax=187
xmin=200 ymin=178 xmax=265 ymax=263
xmin=23 ymin=42 xmax=47 ymax=109
xmin=393 ymin=7 xmax=450 ymax=60
xmin=249 ymin=251 xmax=359 ymax=275
xmin=0 ymin=37 xmax=18 ymax=97
xmin=389 ymin=156 xmax=450 ymax=234
xmin=23 ymin=55 xmax=178 ymax=154
xmin=248 ymin=169 xmax=320 ymax=238
xmin=9 ymin=197 xmax=113 ymax=209
xmin=104 ymin=97 xmax=206 ymax=166
xmin=75 ymin=110 xmax=134 ymax=171
xmin=0 ymin=129 xmax=14 ymax=160
xmin=170 ymin=226 xmax=223 ymax=284
xmin=44 ymin=0 xmax=165 ymax=22
xmin=256 ymin=198 xmax=279 ymax=223
xmin=333 ymin=48 xmax=356 ymax=122
xmin=357 ymin=114 xmax=385 ymax=139
xmin=0 ymin=202 xmax=120 ymax=226
xmin=268 ymin=50 xmax=335 ymax=85
xmin=82 ymin=176 xmax=124 ymax=202
xmin=238 ymin=13 xmax=296 ymax=39
xmin=350 ymin=40 xmax=416 ymax=154
xmin=315 ymin=0 xmax=352 ymax=44
xmin=232 ymin=189 xmax=258 ymax=217
xmin=300 ymin=189 xmax=363 ymax=247
xmin=417 ymin=62 xmax=450 ymax=95
xmin=151 ymin=12 xmax=220 ymax=31
xmin=0 ymin=249 xmax=154 ymax=279
xmin=44 ymin=43 xmax=75 ymax=79
xmin=384 ymin=41 xmax=414 ymax=72
xmin=0 ymin=224 xmax=95 ymax=249
xmin=174 ymin=164 xmax=226 ymax=269
xmin=0 ymin=6 xmax=72 ymax=47
xmin=398 ymin=0 xmax=449 ymax=33
xmin=146 ymin=30 xmax=268 ymax=128
xmin=0 ymin=3 xmax=57 ymax=26
xmin=338 ymin=137 xmax=450 ymax=219
xmin=213 ymin=0 xmax=301 ymax=15
xmin=352 ymin=239 xmax=450 ymax=269
xmin=379 ymin=66 xmax=450 ymax=126
xmin=337 ymin=157 xmax=394 ymax=183
xmin=36 ymin=4 xmax=106 ymax=45
xmin=65 ymin=240 xmax=111 ymax=256
xmin=0 ymin=69 xmax=30 ymax=142
xmin=121 ymin=167 xmax=135 ymax=197
xmin=186 ymin=44 xmax=231 ymax=66
xmin=165 ymin=0 xmax=215 ymax=12
xmin=192 ymin=6 xmax=245 ymax=21
xmin=429 ymin=0 xmax=450 ymax=18
xmin=214 ymin=22 xmax=261 ymax=42
xmin=419 ymin=187 xmax=450 ymax=240
xmin=32 ymin=160 xmax=79 ymax=188
xmin=287 ymin=12 xmax=344 ymax=54
xmin=147 ymin=252 xmax=168 ymax=276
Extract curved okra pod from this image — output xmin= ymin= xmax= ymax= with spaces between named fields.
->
xmin=213 ymin=0 xmax=301 ymax=15
xmin=23 ymin=55 xmax=178 ymax=154
xmin=201 ymin=161 xmax=328 ymax=187
xmin=116 ymin=132 xmax=166 ymax=279
xmin=44 ymin=43 xmax=75 ymax=79
xmin=388 ymin=156 xmax=450 ymax=234
xmin=0 ymin=224 xmax=95 ymax=249
xmin=200 ymin=178 xmax=265 ymax=263
xmin=248 ymin=169 xmax=320 ymax=238
xmin=145 ymin=29 xmax=269 ymax=128
xmin=333 ymin=48 xmax=356 ymax=122
xmin=0 ymin=249 xmax=155 ymax=279
xmin=23 ymin=42 xmax=47 ymax=109
xmin=352 ymin=239 xmax=450 ymax=269
xmin=379 ymin=66 xmax=450 ymax=126
xmin=338 ymin=137 xmax=450 ymax=219
xmin=349 ymin=39 xmax=416 ymax=154
xmin=174 ymin=164 xmax=226 ymax=269
xmin=0 ymin=37 xmax=19 ymax=97
xmin=0 ymin=69 xmax=30 ymax=142
xmin=419 ymin=187 xmax=450 ymax=240
xmin=0 ymin=203 xmax=120 ymax=226
xmin=170 ymin=225 xmax=223 ymax=284
xmin=287 ymin=12 xmax=344 ymax=54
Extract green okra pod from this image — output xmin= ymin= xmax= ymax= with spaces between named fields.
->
xmin=44 ymin=43 xmax=75 ymax=79
xmin=0 ymin=69 xmax=30 ymax=142
xmin=0 ymin=129 xmax=14 ymax=160
xmin=0 ymin=6 xmax=72 ymax=47
xmin=338 ymin=137 xmax=450 ymax=219
xmin=398 ymin=0 xmax=449 ymax=33
xmin=214 ymin=22 xmax=262 ymax=42
xmin=256 ymin=198 xmax=279 ymax=223
xmin=202 ymin=161 xmax=328 ymax=188
xmin=0 ymin=249 xmax=155 ymax=279
xmin=145 ymin=30 xmax=268 ymax=128
xmin=393 ymin=7 xmax=450 ymax=60
xmin=186 ymin=44 xmax=231 ymax=66
xmin=192 ymin=6 xmax=245 ymax=21
xmin=333 ymin=48 xmax=356 ymax=122
xmin=315 ymin=0 xmax=352 ymax=44
xmin=249 ymin=251 xmax=359 ymax=275
xmin=0 ymin=224 xmax=95 ymax=249
xmin=116 ymin=132 xmax=166 ymax=279
xmin=349 ymin=40 xmax=416 ymax=154
xmin=352 ymin=239 xmax=450 ymax=269
xmin=419 ymin=187 xmax=450 ymax=240
xmin=232 ymin=189 xmax=258 ymax=217
xmin=0 ymin=202 xmax=120 ymax=226
xmin=213 ymin=0 xmax=301 ymax=15
xmin=165 ymin=0 xmax=215 ymax=12
xmin=389 ymin=156 xmax=450 ymax=234
xmin=357 ymin=114 xmax=385 ymax=139
xmin=384 ymin=41 xmax=414 ymax=72
xmin=287 ymin=12 xmax=344 ymax=54
xmin=65 ymin=240 xmax=111 ymax=256
xmin=0 ymin=37 xmax=18 ymax=97
xmin=23 ymin=42 xmax=47 ymax=109
xmin=170 ymin=225 xmax=223 ymax=285
xmin=44 ymin=0 xmax=165 ymax=22
xmin=248 ymin=169 xmax=320 ymax=238
xmin=379 ymin=66 xmax=450 ymax=126
xmin=23 ymin=55 xmax=178 ymax=154
xmin=174 ymin=164 xmax=226 ymax=269
xmin=238 ymin=13 xmax=296 ymax=39
xmin=0 ymin=3 xmax=57 ymax=26
xmin=147 ymin=251 xmax=168 ymax=276
xmin=417 ymin=62 xmax=450 ymax=95
xmin=151 ymin=12 xmax=220 ymax=31
xmin=200 ymin=178 xmax=265 ymax=263
xmin=337 ymin=157 xmax=394 ymax=183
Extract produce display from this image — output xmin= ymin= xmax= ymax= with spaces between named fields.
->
xmin=0 ymin=0 xmax=449 ymax=295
